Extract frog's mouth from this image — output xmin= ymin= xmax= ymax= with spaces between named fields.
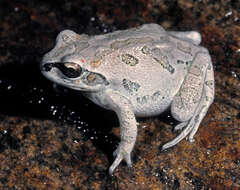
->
xmin=41 ymin=62 xmax=82 ymax=78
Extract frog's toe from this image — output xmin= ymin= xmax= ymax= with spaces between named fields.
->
xmin=188 ymin=137 xmax=195 ymax=143
xmin=125 ymin=153 xmax=132 ymax=167
xmin=109 ymin=146 xmax=132 ymax=175
xmin=173 ymin=121 xmax=188 ymax=132
xmin=109 ymin=152 xmax=123 ymax=175
xmin=161 ymin=121 xmax=193 ymax=150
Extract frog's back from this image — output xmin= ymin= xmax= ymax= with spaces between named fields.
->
xmin=83 ymin=24 xmax=204 ymax=116
xmin=89 ymin=23 xmax=167 ymax=46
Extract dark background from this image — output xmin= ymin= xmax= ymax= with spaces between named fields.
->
xmin=0 ymin=0 xmax=239 ymax=189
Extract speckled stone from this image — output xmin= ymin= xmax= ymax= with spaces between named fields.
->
xmin=0 ymin=0 xmax=239 ymax=189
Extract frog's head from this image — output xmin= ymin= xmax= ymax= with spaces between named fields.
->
xmin=41 ymin=30 xmax=109 ymax=92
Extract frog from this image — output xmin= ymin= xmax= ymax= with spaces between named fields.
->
xmin=40 ymin=23 xmax=215 ymax=175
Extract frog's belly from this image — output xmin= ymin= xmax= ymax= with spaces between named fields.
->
xmin=135 ymin=101 xmax=172 ymax=117
xmin=130 ymin=91 xmax=174 ymax=117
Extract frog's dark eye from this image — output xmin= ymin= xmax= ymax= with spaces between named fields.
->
xmin=63 ymin=62 xmax=82 ymax=78
xmin=53 ymin=62 xmax=82 ymax=78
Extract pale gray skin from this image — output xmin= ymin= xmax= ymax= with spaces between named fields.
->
xmin=41 ymin=24 xmax=215 ymax=175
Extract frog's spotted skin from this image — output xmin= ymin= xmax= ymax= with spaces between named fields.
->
xmin=41 ymin=24 xmax=215 ymax=175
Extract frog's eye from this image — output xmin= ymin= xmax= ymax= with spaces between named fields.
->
xmin=42 ymin=62 xmax=82 ymax=78
xmin=48 ymin=62 xmax=82 ymax=78
xmin=62 ymin=62 xmax=82 ymax=78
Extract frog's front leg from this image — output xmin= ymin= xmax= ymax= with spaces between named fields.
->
xmin=103 ymin=89 xmax=137 ymax=175
xmin=162 ymin=51 xmax=214 ymax=150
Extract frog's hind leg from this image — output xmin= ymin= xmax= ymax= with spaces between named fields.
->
xmin=162 ymin=51 xmax=214 ymax=150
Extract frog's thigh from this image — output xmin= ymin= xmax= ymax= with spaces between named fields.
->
xmin=162 ymin=52 xmax=214 ymax=150
xmin=171 ymin=52 xmax=207 ymax=122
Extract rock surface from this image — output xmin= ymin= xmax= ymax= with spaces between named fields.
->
xmin=0 ymin=0 xmax=239 ymax=189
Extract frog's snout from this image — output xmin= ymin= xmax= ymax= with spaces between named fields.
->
xmin=41 ymin=63 xmax=54 ymax=72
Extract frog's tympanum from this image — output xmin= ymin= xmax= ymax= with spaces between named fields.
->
xmin=41 ymin=24 xmax=215 ymax=175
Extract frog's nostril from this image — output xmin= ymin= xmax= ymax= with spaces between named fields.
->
xmin=42 ymin=63 xmax=53 ymax=72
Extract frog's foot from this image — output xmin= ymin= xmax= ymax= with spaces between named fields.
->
xmin=162 ymin=114 xmax=198 ymax=150
xmin=109 ymin=143 xmax=133 ymax=175
xmin=162 ymin=52 xmax=214 ymax=151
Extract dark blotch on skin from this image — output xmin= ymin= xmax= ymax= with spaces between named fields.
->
xmin=122 ymin=79 xmax=140 ymax=94
xmin=136 ymin=95 xmax=150 ymax=104
xmin=152 ymin=91 xmax=161 ymax=101
xmin=121 ymin=54 xmax=139 ymax=66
